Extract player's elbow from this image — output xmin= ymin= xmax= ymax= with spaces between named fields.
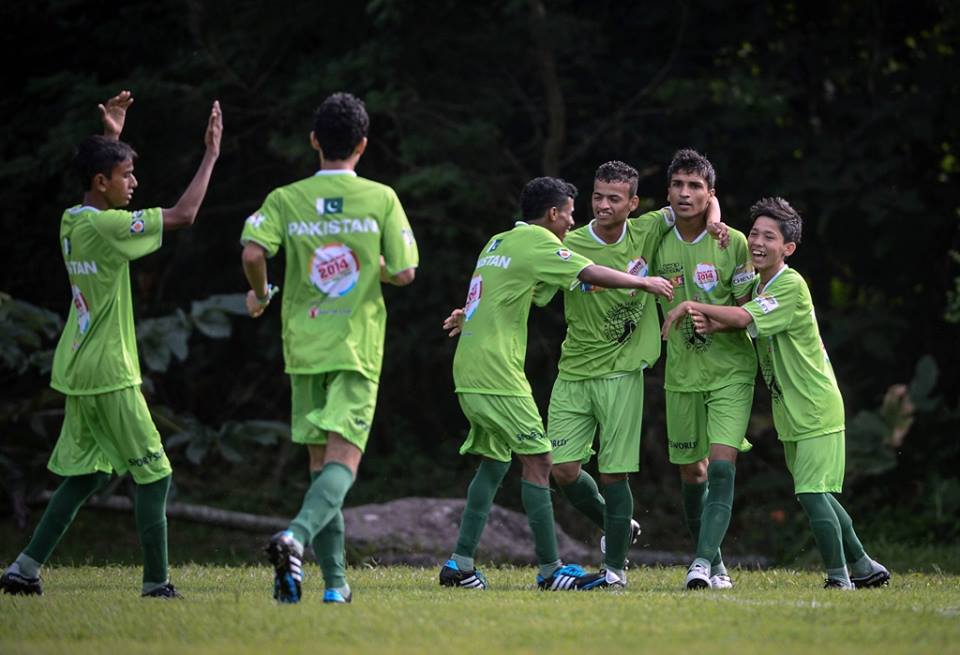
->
xmin=242 ymin=243 xmax=267 ymax=267
xmin=161 ymin=207 xmax=197 ymax=230
xmin=391 ymin=268 xmax=416 ymax=287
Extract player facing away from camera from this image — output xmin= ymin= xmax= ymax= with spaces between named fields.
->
xmin=653 ymin=149 xmax=756 ymax=590
xmin=543 ymin=161 xmax=723 ymax=588
xmin=439 ymin=176 xmax=675 ymax=591
xmin=662 ymin=197 xmax=891 ymax=590
xmin=0 ymin=91 xmax=222 ymax=598
xmin=241 ymin=92 xmax=418 ymax=604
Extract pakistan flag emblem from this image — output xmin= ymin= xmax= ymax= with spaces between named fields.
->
xmin=316 ymin=197 xmax=344 ymax=215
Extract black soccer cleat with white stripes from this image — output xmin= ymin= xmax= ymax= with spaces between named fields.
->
xmin=0 ymin=570 xmax=43 ymax=596
xmin=439 ymin=559 xmax=487 ymax=590
xmin=265 ymin=530 xmax=304 ymax=603
xmin=537 ymin=564 xmax=607 ymax=591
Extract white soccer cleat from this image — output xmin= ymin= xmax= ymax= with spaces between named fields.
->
xmin=685 ymin=561 xmax=711 ymax=590
xmin=709 ymin=573 xmax=733 ymax=589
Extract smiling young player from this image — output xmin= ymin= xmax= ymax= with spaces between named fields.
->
xmin=662 ymin=197 xmax=891 ymax=590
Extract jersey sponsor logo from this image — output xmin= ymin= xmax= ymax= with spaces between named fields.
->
xmin=626 ymin=257 xmax=648 ymax=277
xmin=66 ymin=260 xmax=98 ymax=275
xmin=464 ymin=274 xmax=483 ymax=320
xmin=578 ymin=281 xmax=602 ymax=293
xmin=679 ymin=315 xmax=711 ymax=352
xmin=732 ymin=267 xmax=755 ymax=286
xmin=556 ymin=248 xmax=573 ymax=260
xmin=670 ymin=274 xmax=685 ymax=288
xmin=476 ymin=254 xmax=511 ymax=269
xmin=246 ymin=212 xmax=266 ymax=229
xmin=71 ymin=285 xmax=91 ymax=336
xmin=63 ymin=238 xmax=71 ymax=256
xmin=694 ymin=263 xmax=718 ymax=292
xmin=753 ymin=294 xmax=779 ymax=314
xmin=315 ymin=197 xmax=344 ymax=215
xmin=657 ymin=262 xmax=683 ymax=276
xmin=602 ymin=301 xmax=643 ymax=344
xmin=288 ymin=217 xmax=380 ymax=237
xmin=309 ymin=243 xmax=360 ymax=297
xmin=130 ymin=217 xmax=145 ymax=234
xmin=486 ymin=238 xmax=502 ymax=253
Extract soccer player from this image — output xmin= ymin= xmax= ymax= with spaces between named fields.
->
xmin=0 ymin=91 xmax=223 ymax=598
xmin=653 ymin=149 xmax=756 ymax=590
xmin=662 ymin=197 xmax=891 ymax=589
xmin=438 ymin=176 xmax=674 ymax=591
xmin=546 ymin=160 xmax=724 ymax=588
xmin=241 ymin=92 xmax=418 ymax=604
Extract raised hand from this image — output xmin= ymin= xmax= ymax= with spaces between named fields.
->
xmin=443 ymin=308 xmax=466 ymax=337
xmin=707 ymin=221 xmax=730 ymax=249
xmin=99 ymin=90 xmax=134 ymax=140
xmin=205 ymin=100 xmax=223 ymax=157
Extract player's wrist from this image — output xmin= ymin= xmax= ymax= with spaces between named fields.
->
xmin=255 ymin=284 xmax=278 ymax=306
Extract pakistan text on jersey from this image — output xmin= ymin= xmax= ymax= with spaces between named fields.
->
xmin=66 ymin=261 xmax=98 ymax=275
xmin=288 ymin=217 xmax=380 ymax=237
xmin=475 ymin=254 xmax=511 ymax=269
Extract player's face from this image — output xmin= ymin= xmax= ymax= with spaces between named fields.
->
xmin=748 ymin=216 xmax=795 ymax=273
xmin=100 ymin=159 xmax=138 ymax=208
xmin=592 ymin=179 xmax=639 ymax=227
xmin=547 ymin=196 xmax=576 ymax=240
xmin=667 ymin=172 xmax=713 ymax=221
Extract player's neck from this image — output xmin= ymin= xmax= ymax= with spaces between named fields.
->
xmin=758 ymin=261 xmax=787 ymax=288
xmin=81 ymin=191 xmax=110 ymax=211
xmin=675 ymin=214 xmax=706 ymax=242
xmin=593 ymin=218 xmax=626 ymax=244
xmin=320 ymin=154 xmax=361 ymax=171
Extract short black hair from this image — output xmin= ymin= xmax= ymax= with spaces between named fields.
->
xmin=312 ymin=92 xmax=369 ymax=161
xmin=595 ymin=160 xmax=639 ymax=196
xmin=73 ymin=135 xmax=137 ymax=191
xmin=750 ymin=197 xmax=803 ymax=244
xmin=667 ymin=148 xmax=716 ymax=189
xmin=520 ymin=176 xmax=578 ymax=221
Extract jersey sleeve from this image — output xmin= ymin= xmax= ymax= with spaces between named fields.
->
xmin=743 ymin=271 xmax=801 ymax=337
xmin=380 ymin=188 xmax=419 ymax=274
xmin=532 ymin=282 xmax=559 ymax=307
xmin=240 ymin=190 xmax=285 ymax=258
xmin=632 ymin=206 xmax=676 ymax=236
xmin=530 ymin=236 xmax=593 ymax=290
xmin=94 ymin=208 xmax=163 ymax=261
xmin=729 ymin=231 xmax=756 ymax=299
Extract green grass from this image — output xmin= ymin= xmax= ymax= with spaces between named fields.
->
xmin=1 ymin=566 xmax=958 ymax=655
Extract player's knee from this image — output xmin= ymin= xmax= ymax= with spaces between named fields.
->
xmin=551 ymin=463 xmax=580 ymax=487
xmin=679 ymin=460 xmax=707 ymax=484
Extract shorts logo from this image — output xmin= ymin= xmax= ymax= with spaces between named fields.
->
xmin=550 ymin=438 xmax=567 ymax=448
xmin=130 ymin=211 xmax=145 ymax=234
xmin=694 ymin=263 xmax=718 ymax=292
xmin=626 ymin=257 xmax=648 ymax=277
xmin=246 ymin=212 xmax=266 ymax=228
xmin=309 ymin=243 xmax=360 ymax=297
xmin=464 ymin=274 xmax=483 ymax=320
xmin=754 ymin=294 xmax=779 ymax=314
xmin=71 ymin=285 xmax=91 ymax=335
xmin=486 ymin=238 xmax=502 ymax=253
xmin=315 ymin=197 xmax=344 ymax=215
xmin=669 ymin=440 xmax=698 ymax=450
xmin=556 ymin=248 xmax=572 ymax=260
xmin=128 ymin=450 xmax=163 ymax=467
xmin=516 ymin=429 xmax=544 ymax=442
xmin=353 ymin=417 xmax=370 ymax=430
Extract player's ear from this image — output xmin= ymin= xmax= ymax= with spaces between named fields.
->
xmin=353 ymin=136 xmax=368 ymax=157
xmin=784 ymin=242 xmax=797 ymax=257
xmin=309 ymin=131 xmax=321 ymax=152
xmin=629 ymin=195 xmax=640 ymax=212
xmin=93 ymin=173 xmax=108 ymax=192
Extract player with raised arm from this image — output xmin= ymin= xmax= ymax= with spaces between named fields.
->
xmin=439 ymin=176 xmax=674 ymax=591
xmin=0 ymin=91 xmax=222 ymax=598
xmin=241 ymin=92 xmax=418 ymax=604
xmin=653 ymin=150 xmax=756 ymax=590
xmin=662 ymin=197 xmax=891 ymax=590
xmin=545 ymin=160 xmax=724 ymax=588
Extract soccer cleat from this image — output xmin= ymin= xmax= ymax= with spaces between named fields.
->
xmin=323 ymin=588 xmax=352 ymax=604
xmin=823 ymin=577 xmax=855 ymax=590
xmin=709 ymin=573 xmax=734 ymax=590
xmin=600 ymin=568 xmax=627 ymax=588
xmin=537 ymin=564 xmax=607 ymax=591
xmin=439 ymin=559 xmax=487 ymax=590
xmin=685 ymin=562 xmax=711 ymax=590
xmin=851 ymin=562 xmax=891 ymax=589
xmin=142 ymin=582 xmax=183 ymax=599
xmin=0 ymin=570 xmax=43 ymax=596
xmin=265 ymin=530 xmax=304 ymax=603
xmin=600 ymin=519 xmax=642 ymax=561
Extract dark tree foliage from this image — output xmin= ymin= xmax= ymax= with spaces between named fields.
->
xmin=2 ymin=0 xmax=958 ymax=554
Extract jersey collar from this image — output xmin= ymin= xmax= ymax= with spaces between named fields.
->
xmin=314 ymin=169 xmax=357 ymax=176
xmin=758 ymin=264 xmax=789 ymax=293
xmin=672 ymin=226 xmax=708 ymax=244
xmin=587 ymin=219 xmax=626 ymax=245
xmin=68 ymin=205 xmax=102 ymax=214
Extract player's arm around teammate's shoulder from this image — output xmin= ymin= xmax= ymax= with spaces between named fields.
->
xmin=161 ymin=100 xmax=222 ymax=231
xmin=704 ymin=196 xmax=730 ymax=249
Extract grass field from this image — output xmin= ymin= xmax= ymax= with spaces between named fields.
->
xmin=2 ymin=565 xmax=958 ymax=655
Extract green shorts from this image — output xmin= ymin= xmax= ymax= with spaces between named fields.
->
xmin=457 ymin=393 xmax=551 ymax=462
xmin=783 ymin=431 xmax=845 ymax=494
xmin=48 ymin=386 xmax=171 ymax=484
xmin=665 ymin=383 xmax=754 ymax=465
xmin=547 ymin=371 xmax=645 ymax=474
xmin=290 ymin=371 xmax=378 ymax=452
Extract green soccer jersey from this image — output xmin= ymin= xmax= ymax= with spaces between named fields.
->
xmin=50 ymin=205 xmax=164 ymax=395
xmin=655 ymin=226 xmax=757 ymax=391
xmin=453 ymin=222 xmax=593 ymax=396
xmin=743 ymin=265 xmax=845 ymax=441
xmin=241 ymin=170 xmax=418 ymax=382
xmin=554 ymin=208 xmax=675 ymax=381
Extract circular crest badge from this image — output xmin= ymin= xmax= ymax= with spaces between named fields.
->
xmin=694 ymin=263 xmax=718 ymax=292
xmin=309 ymin=244 xmax=360 ymax=297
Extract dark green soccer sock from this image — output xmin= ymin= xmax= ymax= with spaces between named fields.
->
xmin=601 ymin=479 xmax=634 ymax=571
xmin=695 ymin=461 xmax=736 ymax=563
xmin=454 ymin=459 xmax=511 ymax=562
xmin=134 ymin=474 xmax=171 ymax=588
xmin=797 ymin=492 xmax=846 ymax=573
xmin=826 ymin=493 xmax=867 ymax=566
xmin=289 ymin=462 xmax=355 ymax=547
xmin=682 ymin=479 xmax=723 ymax=570
xmin=307 ymin=471 xmax=347 ymax=589
xmin=521 ymin=479 xmax=560 ymax=569
xmin=558 ymin=470 xmax=606 ymax=530
xmin=22 ymin=472 xmax=111 ymax=568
